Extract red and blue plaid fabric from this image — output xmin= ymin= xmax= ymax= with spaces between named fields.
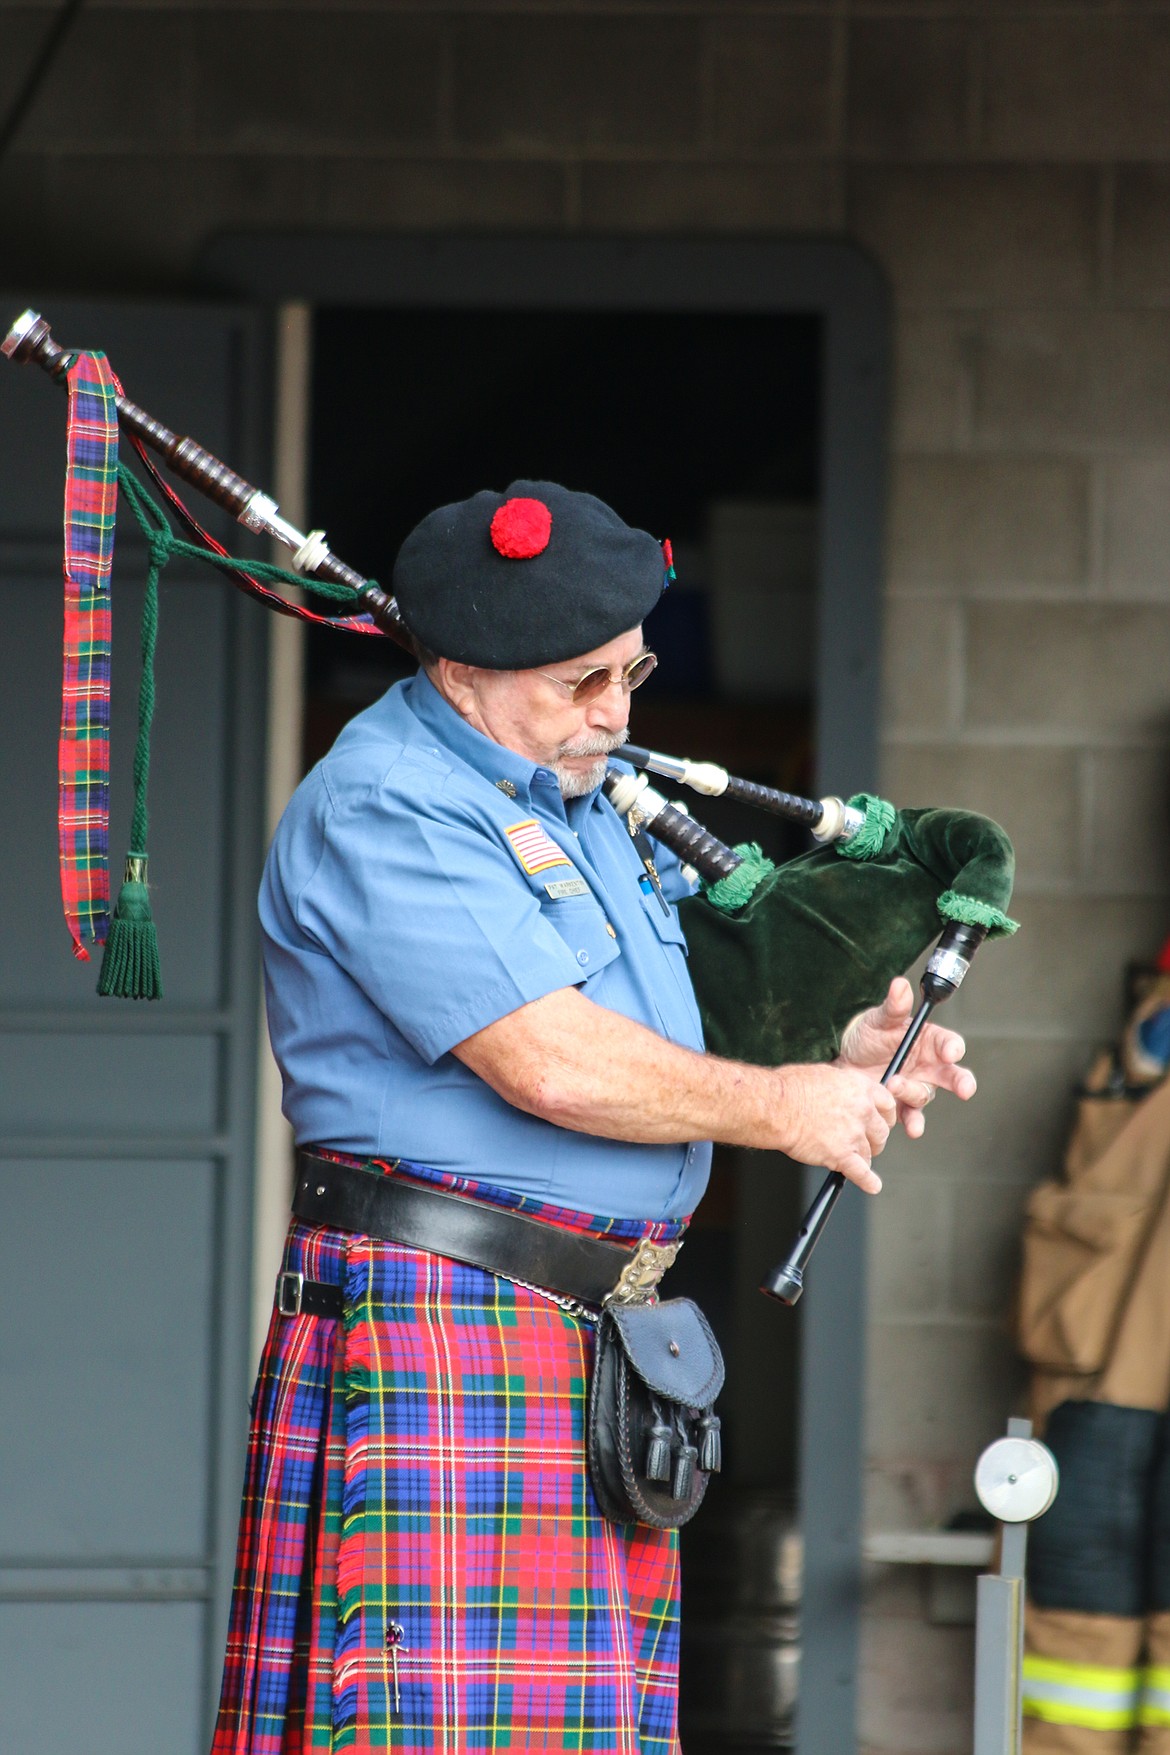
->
xmin=212 ymin=1159 xmax=686 ymax=1754
xmin=59 ymin=352 xmax=118 ymax=959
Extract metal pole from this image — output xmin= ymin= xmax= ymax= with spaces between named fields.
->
xmin=972 ymin=1417 xmax=1060 ymax=1755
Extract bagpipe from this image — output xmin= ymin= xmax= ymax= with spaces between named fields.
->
xmin=602 ymin=762 xmax=1016 ymax=1300
xmin=3 ymin=308 xmax=1019 ymax=1301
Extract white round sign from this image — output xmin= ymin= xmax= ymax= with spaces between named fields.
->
xmin=973 ymin=1437 xmax=1059 ymax=1524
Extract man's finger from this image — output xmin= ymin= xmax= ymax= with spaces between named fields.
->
xmin=886 ymin=1074 xmax=936 ymax=1110
xmin=887 ymin=975 xmax=915 ymax=1013
xmin=840 ymin=1152 xmax=882 ymax=1193
xmin=933 ymin=1063 xmax=977 ymax=1100
xmin=865 ymin=1113 xmax=891 ymax=1156
xmin=891 ymin=1064 xmax=978 ymax=1109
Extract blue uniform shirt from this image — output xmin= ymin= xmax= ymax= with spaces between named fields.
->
xmin=259 ymin=672 xmax=713 ymax=1220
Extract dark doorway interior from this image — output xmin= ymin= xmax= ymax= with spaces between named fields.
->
xmin=308 ymin=305 xmax=821 ymax=850
xmin=307 ymin=304 xmax=824 ymax=1752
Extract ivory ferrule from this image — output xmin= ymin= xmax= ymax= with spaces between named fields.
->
xmin=811 ymin=797 xmax=866 ymax=844
xmin=603 ymin=769 xmax=652 ymax=819
xmin=292 ymin=531 xmax=331 ymax=575
xmin=677 ymin=759 xmax=730 ymax=797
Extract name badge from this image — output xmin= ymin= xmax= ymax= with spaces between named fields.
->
xmin=544 ymin=876 xmax=589 ymax=900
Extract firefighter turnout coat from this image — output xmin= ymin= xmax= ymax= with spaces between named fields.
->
xmin=1018 ymin=1061 xmax=1170 ymax=1752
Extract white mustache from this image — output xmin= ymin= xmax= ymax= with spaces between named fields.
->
xmin=557 ymin=729 xmax=628 ymax=761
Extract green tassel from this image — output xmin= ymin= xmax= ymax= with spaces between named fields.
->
xmin=937 ymin=888 xmax=1020 ymax=939
xmin=702 ymin=843 xmax=776 ymax=913
xmin=99 ymin=471 xmax=165 ymax=999
xmin=98 ymin=855 xmax=163 ymax=999
xmin=836 ymin=793 xmax=897 ymax=861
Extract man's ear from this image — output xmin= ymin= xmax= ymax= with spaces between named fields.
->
xmin=435 ymin=656 xmax=479 ymax=719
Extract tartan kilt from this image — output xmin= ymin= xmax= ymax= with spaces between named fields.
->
xmin=212 ymin=1161 xmax=686 ymax=1754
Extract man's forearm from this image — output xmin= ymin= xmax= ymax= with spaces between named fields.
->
xmin=459 ymin=986 xmax=785 ymax=1145
xmin=452 ymin=986 xmax=890 ymax=1185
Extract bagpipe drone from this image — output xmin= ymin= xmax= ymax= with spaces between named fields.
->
xmin=2 ymin=308 xmax=1019 ymax=1302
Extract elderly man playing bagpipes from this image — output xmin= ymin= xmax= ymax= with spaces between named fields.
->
xmin=207 ymin=479 xmax=1019 ymax=1755
xmin=2 ymin=310 xmax=1020 ymax=1755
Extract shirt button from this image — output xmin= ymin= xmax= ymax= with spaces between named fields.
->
xmin=577 ymin=950 xmax=590 ymax=966
xmin=605 ymin=922 xmax=616 ymax=938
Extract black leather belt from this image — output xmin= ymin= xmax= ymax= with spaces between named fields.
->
xmin=285 ymin=1150 xmax=681 ymax=1312
xmin=275 ymin=1269 xmax=344 ymax=1319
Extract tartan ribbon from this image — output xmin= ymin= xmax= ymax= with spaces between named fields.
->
xmin=60 ymin=351 xmax=118 ymax=959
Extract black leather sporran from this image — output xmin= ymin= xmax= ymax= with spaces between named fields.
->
xmin=586 ymin=1297 xmax=725 ymax=1529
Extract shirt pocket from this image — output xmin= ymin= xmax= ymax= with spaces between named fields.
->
xmin=638 ymin=888 xmax=690 ymax=956
xmin=538 ymin=893 xmax=622 ymax=980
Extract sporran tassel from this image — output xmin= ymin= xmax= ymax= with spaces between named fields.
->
xmin=698 ymin=1411 xmax=722 ymax=1474
xmin=645 ymin=1402 xmax=673 ymax=1483
xmin=672 ymin=1438 xmax=697 ymax=1502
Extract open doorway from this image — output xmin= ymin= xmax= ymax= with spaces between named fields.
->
xmin=306 ymin=304 xmax=820 ymax=1752
xmin=306 ymin=304 xmax=820 ymax=828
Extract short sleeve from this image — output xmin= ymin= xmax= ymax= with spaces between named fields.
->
xmin=295 ymin=782 xmax=584 ymax=1064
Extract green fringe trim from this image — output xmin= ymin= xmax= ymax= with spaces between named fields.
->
xmin=702 ymin=843 xmax=776 ymax=913
xmin=836 ymin=793 xmax=897 ymax=861
xmin=937 ymin=889 xmax=1020 ymax=937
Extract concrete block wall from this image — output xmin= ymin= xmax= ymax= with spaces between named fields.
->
xmin=6 ymin=5 xmax=1170 ymax=1751
xmin=858 ymin=17 xmax=1170 ymax=1754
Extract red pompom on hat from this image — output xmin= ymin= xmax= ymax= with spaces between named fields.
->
xmin=490 ymin=496 xmax=552 ymax=560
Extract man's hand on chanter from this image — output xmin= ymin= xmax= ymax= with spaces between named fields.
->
xmin=772 ymin=1062 xmax=896 ymax=1193
xmin=835 ymin=975 xmax=977 ymax=1140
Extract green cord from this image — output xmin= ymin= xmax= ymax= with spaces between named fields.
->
xmin=98 ymin=464 xmax=379 ymax=1000
xmin=115 ymin=464 xmax=373 ymax=606
xmin=128 ymin=530 xmax=162 ymax=857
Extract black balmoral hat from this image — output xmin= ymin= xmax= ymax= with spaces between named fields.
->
xmin=391 ymin=480 xmax=671 ymax=669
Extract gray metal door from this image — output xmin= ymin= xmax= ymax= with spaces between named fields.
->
xmin=0 ymin=301 xmax=270 ymax=1755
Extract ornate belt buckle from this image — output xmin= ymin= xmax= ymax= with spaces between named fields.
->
xmin=604 ymin=1237 xmax=682 ymax=1306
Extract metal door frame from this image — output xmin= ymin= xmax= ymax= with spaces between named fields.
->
xmin=198 ymin=233 xmax=890 ymax=1755
xmin=0 ymin=294 xmax=272 ymax=1744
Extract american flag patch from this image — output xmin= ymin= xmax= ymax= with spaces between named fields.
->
xmin=503 ymin=819 xmax=573 ymax=877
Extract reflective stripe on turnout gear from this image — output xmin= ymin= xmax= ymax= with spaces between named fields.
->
xmin=1022 ymin=1653 xmax=1142 ymax=1729
xmin=1140 ymin=1664 xmax=1170 ymax=1726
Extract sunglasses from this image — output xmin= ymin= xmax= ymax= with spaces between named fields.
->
xmin=536 ymin=650 xmax=658 ymax=706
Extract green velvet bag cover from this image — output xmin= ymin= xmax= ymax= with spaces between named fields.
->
xmin=680 ymin=802 xmax=1017 ymax=1067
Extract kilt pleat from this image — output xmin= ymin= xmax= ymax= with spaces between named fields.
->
xmin=212 ymin=1166 xmax=685 ymax=1754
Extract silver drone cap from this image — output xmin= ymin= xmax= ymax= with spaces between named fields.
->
xmin=1 ymin=308 xmax=42 ymax=360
